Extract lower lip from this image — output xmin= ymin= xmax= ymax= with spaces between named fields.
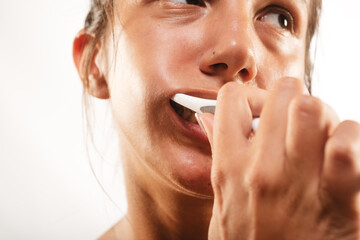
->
xmin=168 ymin=102 xmax=209 ymax=143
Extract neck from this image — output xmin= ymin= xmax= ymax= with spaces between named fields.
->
xmin=116 ymin=143 xmax=213 ymax=240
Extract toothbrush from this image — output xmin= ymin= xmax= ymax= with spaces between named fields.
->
xmin=171 ymin=93 xmax=260 ymax=132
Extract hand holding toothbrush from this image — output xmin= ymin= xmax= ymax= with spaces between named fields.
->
xmin=195 ymin=78 xmax=360 ymax=240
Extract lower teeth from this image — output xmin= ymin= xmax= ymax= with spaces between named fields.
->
xmin=187 ymin=113 xmax=197 ymax=124
xmin=171 ymin=100 xmax=198 ymax=124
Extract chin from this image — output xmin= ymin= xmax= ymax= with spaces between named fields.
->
xmin=164 ymin=143 xmax=214 ymax=198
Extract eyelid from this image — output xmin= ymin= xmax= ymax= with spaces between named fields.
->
xmin=168 ymin=0 xmax=206 ymax=7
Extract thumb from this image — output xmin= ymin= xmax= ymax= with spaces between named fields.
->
xmin=196 ymin=113 xmax=214 ymax=148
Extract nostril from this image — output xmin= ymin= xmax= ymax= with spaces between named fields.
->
xmin=211 ymin=63 xmax=228 ymax=70
xmin=240 ymin=68 xmax=249 ymax=78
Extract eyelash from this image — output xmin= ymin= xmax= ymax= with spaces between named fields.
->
xmin=171 ymin=0 xmax=206 ymax=7
xmin=257 ymin=5 xmax=295 ymax=32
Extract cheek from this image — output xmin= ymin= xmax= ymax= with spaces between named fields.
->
xmin=254 ymin=39 xmax=306 ymax=89
xmin=123 ymin=15 xmax=208 ymax=90
xmin=104 ymin=23 xmax=188 ymax=152
xmin=104 ymin=28 xmax=213 ymax=196
xmin=253 ymin=23 xmax=307 ymax=89
xmin=105 ymin=32 xmax=149 ymax=144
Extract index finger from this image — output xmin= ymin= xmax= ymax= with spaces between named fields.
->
xmin=209 ymin=82 xmax=267 ymax=172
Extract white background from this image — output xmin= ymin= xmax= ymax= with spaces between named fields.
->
xmin=0 ymin=0 xmax=359 ymax=239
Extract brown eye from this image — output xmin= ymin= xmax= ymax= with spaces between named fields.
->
xmin=259 ymin=9 xmax=294 ymax=31
xmin=278 ymin=14 xmax=289 ymax=28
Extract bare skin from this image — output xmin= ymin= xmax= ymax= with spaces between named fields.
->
xmin=199 ymin=78 xmax=360 ymax=240
xmin=73 ymin=0 xmax=360 ymax=239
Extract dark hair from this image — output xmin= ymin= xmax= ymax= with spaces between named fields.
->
xmin=305 ymin=0 xmax=322 ymax=93
xmin=82 ymin=0 xmax=322 ymax=93
xmin=82 ymin=0 xmax=114 ymax=91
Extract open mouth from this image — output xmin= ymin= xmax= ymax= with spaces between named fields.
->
xmin=170 ymin=99 xmax=198 ymax=124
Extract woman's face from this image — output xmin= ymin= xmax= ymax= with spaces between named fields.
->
xmin=101 ymin=0 xmax=309 ymax=197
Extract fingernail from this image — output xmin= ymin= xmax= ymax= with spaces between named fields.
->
xmin=195 ymin=113 xmax=207 ymax=136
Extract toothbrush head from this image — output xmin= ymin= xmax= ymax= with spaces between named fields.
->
xmin=171 ymin=93 xmax=260 ymax=132
xmin=171 ymin=94 xmax=217 ymax=114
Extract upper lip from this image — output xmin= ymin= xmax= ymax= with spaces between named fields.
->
xmin=168 ymin=89 xmax=218 ymax=101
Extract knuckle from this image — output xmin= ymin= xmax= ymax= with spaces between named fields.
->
xmin=291 ymin=95 xmax=324 ymax=118
xmin=343 ymin=120 xmax=360 ymax=134
xmin=247 ymin=172 xmax=279 ymax=198
xmin=245 ymin=154 xmax=288 ymax=196
xmin=218 ymin=82 xmax=249 ymax=102
xmin=246 ymin=167 xmax=278 ymax=193
xmin=247 ymin=170 xmax=268 ymax=190
xmin=327 ymin=120 xmax=360 ymax=165
xmin=211 ymin=166 xmax=227 ymax=189
xmin=326 ymin=137 xmax=358 ymax=167
xmin=275 ymin=77 xmax=303 ymax=91
xmin=218 ymin=82 xmax=239 ymax=99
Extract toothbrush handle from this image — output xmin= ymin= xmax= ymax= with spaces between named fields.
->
xmin=252 ymin=117 xmax=260 ymax=132
xmin=171 ymin=94 xmax=260 ymax=132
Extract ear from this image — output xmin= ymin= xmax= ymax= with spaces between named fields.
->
xmin=73 ymin=29 xmax=110 ymax=99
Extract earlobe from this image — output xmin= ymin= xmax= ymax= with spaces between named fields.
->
xmin=73 ymin=29 xmax=110 ymax=99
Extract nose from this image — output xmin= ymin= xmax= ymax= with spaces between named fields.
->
xmin=199 ymin=12 xmax=257 ymax=83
